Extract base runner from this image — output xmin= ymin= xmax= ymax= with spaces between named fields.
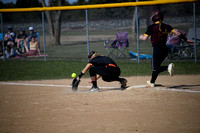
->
xmin=139 ymin=10 xmax=194 ymax=87
xmin=75 ymin=51 xmax=127 ymax=92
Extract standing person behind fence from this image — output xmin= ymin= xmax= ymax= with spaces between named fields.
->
xmin=139 ymin=10 xmax=193 ymax=87
xmin=25 ymin=27 xmax=38 ymax=50
xmin=76 ymin=51 xmax=127 ymax=92
xmin=15 ymin=28 xmax=28 ymax=54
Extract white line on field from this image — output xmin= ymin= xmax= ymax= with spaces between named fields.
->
xmin=151 ymin=87 xmax=200 ymax=93
xmin=0 ymin=82 xmax=200 ymax=93
xmin=0 ymin=82 xmax=115 ymax=89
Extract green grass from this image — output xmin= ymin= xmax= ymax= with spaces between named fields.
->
xmin=0 ymin=60 xmax=200 ymax=81
xmin=1 ymin=24 xmax=200 ymax=81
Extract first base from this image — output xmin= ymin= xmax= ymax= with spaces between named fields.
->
xmin=126 ymin=85 xmax=150 ymax=90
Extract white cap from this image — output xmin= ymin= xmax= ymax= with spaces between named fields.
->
xmin=10 ymin=32 xmax=15 ymax=37
xmin=29 ymin=27 xmax=34 ymax=31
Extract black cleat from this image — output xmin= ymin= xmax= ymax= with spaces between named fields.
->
xmin=120 ymin=78 xmax=127 ymax=89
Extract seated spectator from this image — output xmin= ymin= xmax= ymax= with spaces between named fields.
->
xmin=15 ymin=28 xmax=28 ymax=54
xmin=166 ymin=29 xmax=186 ymax=53
xmin=4 ymin=26 xmax=15 ymax=47
xmin=0 ymin=45 xmax=17 ymax=59
xmin=25 ymin=27 xmax=38 ymax=49
xmin=22 ymin=36 xmax=41 ymax=56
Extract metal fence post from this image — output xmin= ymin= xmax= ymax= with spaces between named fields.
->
xmin=0 ymin=13 xmax=5 ymax=61
xmin=193 ymin=2 xmax=197 ymax=63
xmin=85 ymin=9 xmax=90 ymax=61
xmin=136 ymin=0 xmax=140 ymax=63
xmin=42 ymin=12 xmax=47 ymax=62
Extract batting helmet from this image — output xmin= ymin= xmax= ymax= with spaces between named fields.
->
xmin=151 ymin=10 xmax=164 ymax=22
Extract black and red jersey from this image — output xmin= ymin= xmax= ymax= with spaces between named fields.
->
xmin=89 ymin=56 xmax=118 ymax=67
xmin=144 ymin=23 xmax=174 ymax=47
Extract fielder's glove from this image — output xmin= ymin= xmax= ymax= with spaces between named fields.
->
xmin=72 ymin=77 xmax=80 ymax=91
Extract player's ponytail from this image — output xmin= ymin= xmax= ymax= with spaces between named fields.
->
xmin=151 ymin=10 xmax=164 ymax=33
xmin=159 ymin=20 xmax=162 ymax=32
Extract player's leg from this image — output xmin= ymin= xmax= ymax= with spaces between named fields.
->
xmin=156 ymin=51 xmax=168 ymax=74
xmin=149 ymin=47 xmax=172 ymax=86
xmin=104 ymin=66 xmax=127 ymax=88
xmin=150 ymin=47 xmax=161 ymax=84
xmin=88 ymin=67 xmax=105 ymax=92
xmin=158 ymin=48 xmax=174 ymax=76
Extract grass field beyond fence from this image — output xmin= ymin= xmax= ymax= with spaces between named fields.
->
xmin=0 ymin=60 xmax=200 ymax=81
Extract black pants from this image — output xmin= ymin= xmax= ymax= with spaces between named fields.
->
xmin=151 ymin=46 xmax=168 ymax=83
xmin=89 ymin=66 xmax=121 ymax=82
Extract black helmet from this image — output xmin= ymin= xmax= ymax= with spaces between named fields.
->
xmin=151 ymin=10 xmax=164 ymax=22
xmin=88 ymin=51 xmax=96 ymax=59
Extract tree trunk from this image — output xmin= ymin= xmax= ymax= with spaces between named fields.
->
xmin=54 ymin=0 xmax=62 ymax=46
xmin=54 ymin=10 xmax=62 ymax=45
xmin=41 ymin=0 xmax=62 ymax=46
xmin=45 ymin=11 xmax=55 ymax=46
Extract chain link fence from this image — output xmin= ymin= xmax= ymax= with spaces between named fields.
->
xmin=1 ymin=2 xmax=200 ymax=62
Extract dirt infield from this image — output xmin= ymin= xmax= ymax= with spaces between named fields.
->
xmin=0 ymin=75 xmax=200 ymax=133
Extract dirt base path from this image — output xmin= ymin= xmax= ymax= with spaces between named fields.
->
xmin=0 ymin=75 xmax=200 ymax=133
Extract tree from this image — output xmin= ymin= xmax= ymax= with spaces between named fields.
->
xmin=41 ymin=0 xmax=64 ymax=46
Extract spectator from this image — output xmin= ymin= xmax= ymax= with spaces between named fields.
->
xmin=0 ymin=45 xmax=16 ymax=59
xmin=4 ymin=26 xmax=15 ymax=47
xmin=166 ymin=30 xmax=186 ymax=53
xmin=15 ymin=28 xmax=28 ymax=54
xmin=25 ymin=27 xmax=38 ymax=49
xmin=23 ymin=36 xmax=41 ymax=56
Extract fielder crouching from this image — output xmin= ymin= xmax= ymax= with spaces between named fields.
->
xmin=77 ymin=51 xmax=127 ymax=92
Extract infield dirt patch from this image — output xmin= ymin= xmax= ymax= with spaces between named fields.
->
xmin=0 ymin=75 xmax=200 ymax=133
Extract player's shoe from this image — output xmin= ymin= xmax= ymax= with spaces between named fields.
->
xmin=168 ymin=63 xmax=174 ymax=76
xmin=88 ymin=86 xmax=99 ymax=92
xmin=120 ymin=78 xmax=127 ymax=89
xmin=147 ymin=81 xmax=155 ymax=87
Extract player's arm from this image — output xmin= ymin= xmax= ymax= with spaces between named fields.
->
xmin=140 ymin=26 xmax=151 ymax=41
xmin=172 ymin=29 xmax=194 ymax=44
xmin=77 ymin=63 xmax=93 ymax=80
xmin=82 ymin=63 xmax=92 ymax=74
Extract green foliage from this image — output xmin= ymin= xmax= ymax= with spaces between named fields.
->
xmin=0 ymin=60 xmax=200 ymax=81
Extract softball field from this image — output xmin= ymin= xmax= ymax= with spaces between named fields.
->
xmin=0 ymin=75 xmax=200 ymax=133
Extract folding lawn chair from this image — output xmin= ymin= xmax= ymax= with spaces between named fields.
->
xmin=167 ymin=30 xmax=194 ymax=60
xmin=104 ymin=31 xmax=129 ymax=58
xmin=176 ymin=40 xmax=194 ymax=59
